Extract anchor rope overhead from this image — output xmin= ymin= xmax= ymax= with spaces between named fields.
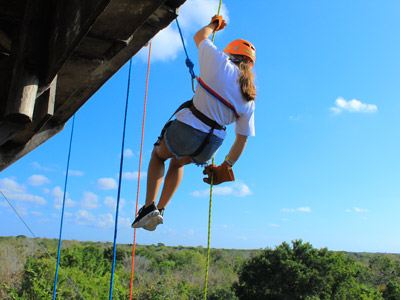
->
xmin=129 ymin=41 xmax=152 ymax=300
xmin=108 ymin=58 xmax=133 ymax=300
xmin=52 ymin=114 xmax=76 ymax=300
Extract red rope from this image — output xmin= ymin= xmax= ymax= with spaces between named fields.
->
xmin=129 ymin=41 xmax=152 ymax=300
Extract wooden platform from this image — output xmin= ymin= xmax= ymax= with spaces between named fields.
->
xmin=0 ymin=0 xmax=185 ymax=170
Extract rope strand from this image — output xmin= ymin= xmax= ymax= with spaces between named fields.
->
xmin=108 ymin=59 xmax=133 ymax=300
xmin=129 ymin=41 xmax=152 ymax=300
xmin=1 ymin=190 xmax=85 ymax=299
xmin=204 ymin=2 xmax=223 ymax=299
xmin=52 ymin=114 xmax=75 ymax=300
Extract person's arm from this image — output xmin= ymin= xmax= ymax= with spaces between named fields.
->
xmin=225 ymin=134 xmax=248 ymax=165
xmin=194 ymin=23 xmax=217 ymax=48
xmin=203 ymin=134 xmax=248 ymax=185
xmin=194 ymin=15 xmax=226 ymax=48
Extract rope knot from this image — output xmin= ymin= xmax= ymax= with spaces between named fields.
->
xmin=185 ymin=58 xmax=196 ymax=79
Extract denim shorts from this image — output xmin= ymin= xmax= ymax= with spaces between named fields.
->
xmin=163 ymin=120 xmax=223 ymax=165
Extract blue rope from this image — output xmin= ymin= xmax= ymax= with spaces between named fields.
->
xmin=175 ymin=18 xmax=196 ymax=91
xmin=108 ymin=59 xmax=133 ymax=300
xmin=52 ymin=114 xmax=75 ymax=300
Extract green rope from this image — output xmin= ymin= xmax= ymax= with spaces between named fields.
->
xmin=211 ymin=0 xmax=223 ymax=42
xmin=203 ymin=156 xmax=214 ymax=300
xmin=204 ymin=2 xmax=223 ymax=299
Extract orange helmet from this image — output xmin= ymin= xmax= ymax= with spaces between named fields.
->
xmin=224 ymin=39 xmax=256 ymax=64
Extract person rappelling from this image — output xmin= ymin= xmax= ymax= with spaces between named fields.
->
xmin=132 ymin=15 xmax=256 ymax=231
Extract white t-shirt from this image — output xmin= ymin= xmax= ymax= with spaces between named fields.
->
xmin=175 ymin=39 xmax=255 ymax=139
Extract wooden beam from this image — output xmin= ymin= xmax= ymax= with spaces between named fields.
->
xmin=5 ymin=71 xmax=38 ymax=123
xmin=0 ymin=30 xmax=11 ymax=53
xmin=33 ymin=75 xmax=56 ymax=130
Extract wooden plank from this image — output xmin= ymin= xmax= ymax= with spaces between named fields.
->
xmin=5 ymin=70 xmax=38 ymax=123
xmin=45 ymin=0 xmax=112 ymax=83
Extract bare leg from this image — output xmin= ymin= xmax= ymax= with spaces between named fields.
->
xmin=157 ymin=156 xmax=192 ymax=210
xmin=145 ymin=139 xmax=173 ymax=207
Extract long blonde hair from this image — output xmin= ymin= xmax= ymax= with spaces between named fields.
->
xmin=236 ymin=57 xmax=256 ymax=101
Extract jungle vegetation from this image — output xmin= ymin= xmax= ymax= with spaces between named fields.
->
xmin=1 ymin=236 xmax=400 ymax=299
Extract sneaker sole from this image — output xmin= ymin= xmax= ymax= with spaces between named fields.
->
xmin=132 ymin=211 xmax=160 ymax=229
xmin=143 ymin=215 xmax=164 ymax=231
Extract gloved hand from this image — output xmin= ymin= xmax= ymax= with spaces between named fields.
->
xmin=210 ymin=15 xmax=227 ymax=32
xmin=203 ymin=161 xmax=235 ymax=185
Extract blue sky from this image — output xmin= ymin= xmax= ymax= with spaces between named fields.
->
xmin=1 ymin=0 xmax=400 ymax=252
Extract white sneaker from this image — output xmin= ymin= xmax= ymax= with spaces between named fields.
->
xmin=132 ymin=204 xmax=159 ymax=229
xmin=143 ymin=214 xmax=163 ymax=231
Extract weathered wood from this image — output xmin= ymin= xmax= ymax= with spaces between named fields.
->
xmin=46 ymin=0 xmax=112 ymax=83
xmin=0 ymin=0 xmax=186 ymax=171
xmin=5 ymin=71 xmax=38 ymax=123
xmin=33 ymin=75 xmax=56 ymax=129
xmin=0 ymin=121 xmax=25 ymax=147
xmin=0 ymin=30 xmax=11 ymax=53
xmin=0 ymin=123 xmax=64 ymax=170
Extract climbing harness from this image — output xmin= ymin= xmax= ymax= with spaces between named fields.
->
xmin=197 ymin=77 xmax=240 ymax=118
xmin=170 ymin=3 xmax=238 ymax=161
xmin=154 ymin=86 xmax=236 ymax=159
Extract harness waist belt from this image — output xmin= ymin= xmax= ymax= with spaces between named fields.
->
xmin=189 ymin=104 xmax=226 ymax=131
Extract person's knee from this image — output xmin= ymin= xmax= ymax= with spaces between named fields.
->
xmin=152 ymin=146 xmax=166 ymax=162
xmin=171 ymin=156 xmax=192 ymax=167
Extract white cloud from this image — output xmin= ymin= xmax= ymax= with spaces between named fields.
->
xmin=330 ymin=97 xmax=378 ymax=114
xmin=76 ymin=209 xmax=95 ymax=225
xmin=123 ymin=149 xmax=134 ymax=158
xmin=52 ymin=186 xmax=75 ymax=209
xmin=122 ymin=171 xmax=147 ymax=180
xmin=97 ymin=178 xmax=117 ymax=190
xmin=0 ymin=177 xmax=25 ymax=193
xmin=97 ymin=213 xmax=114 ymax=228
xmin=178 ymin=0 xmax=230 ymax=31
xmin=69 ymin=170 xmax=84 ymax=177
xmin=0 ymin=178 xmax=46 ymax=205
xmin=191 ymin=182 xmax=252 ymax=197
xmin=104 ymin=196 xmax=126 ymax=210
xmin=31 ymin=162 xmax=53 ymax=172
xmin=281 ymin=207 xmax=312 ymax=213
xmin=346 ymin=207 xmax=368 ymax=214
xmin=52 ymin=186 xmax=63 ymax=199
xmin=72 ymin=210 xmax=128 ymax=228
xmin=104 ymin=196 xmax=116 ymax=209
xmin=5 ymin=193 xmax=46 ymax=205
xmin=15 ymin=205 xmax=28 ymax=216
xmin=119 ymin=217 xmax=132 ymax=228
xmin=28 ymin=174 xmax=50 ymax=186
xmin=141 ymin=26 xmax=182 ymax=62
xmin=81 ymin=192 xmax=99 ymax=209
xmin=138 ymin=0 xmax=229 ymax=62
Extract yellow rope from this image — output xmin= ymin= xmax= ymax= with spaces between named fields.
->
xmin=203 ymin=2 xmax=223 ymax=299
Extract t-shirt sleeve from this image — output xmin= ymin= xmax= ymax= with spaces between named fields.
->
xmin=235 ymin=104 xmax=256 ymax=136
xmin=198 ymin=39 xmax=227 ymax=78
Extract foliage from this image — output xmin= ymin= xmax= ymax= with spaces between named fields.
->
xmin=1 ymin=237 xmax=400 ymax=299
xmin=234 ymin=240 xmax=383 ymax=300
